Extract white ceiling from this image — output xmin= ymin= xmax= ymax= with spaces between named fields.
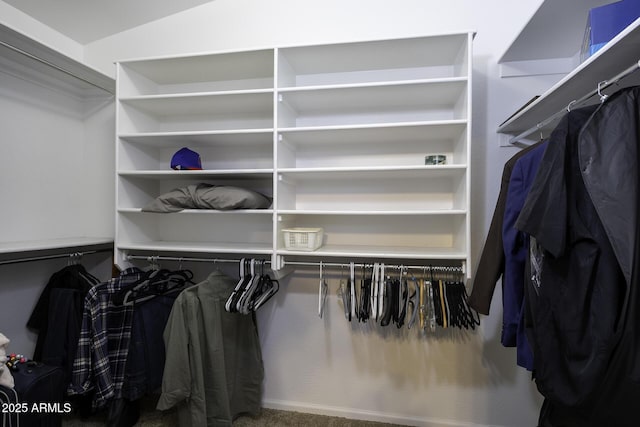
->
xmin=4 ymin=0 xmax=215 ymax=44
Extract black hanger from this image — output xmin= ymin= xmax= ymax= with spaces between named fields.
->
xmin=238 ymin=260 xmax=264 ymax=314
xmin=396 ymin=276 xmax=408 ymax=329
xmin=357 ymin=264 xmax=371 ymax=322
xmin=250 ymin=265 xmax=279 ymax=311
xmin=116 ymin=269 xmax=194 ymax=306
xmin=380 ymin=277 xmax=393 ymax=327
xmin=338 ymin=266 xmax=350 ymax=321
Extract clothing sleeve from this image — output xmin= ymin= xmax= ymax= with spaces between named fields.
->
xmin=501 ymin=160 xmax=527 ymax=347
xmin=468 ymin=142 xmax=542 ymax=315
xmin=157 ymin=295 xmax=192 ymax=411
xmin=466 ymin=161 xmax=513 ymax=315
xmin=68 ymin=290 xmax=97 ymax=396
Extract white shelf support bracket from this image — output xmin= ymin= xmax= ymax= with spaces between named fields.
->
xmin=270 ymin=253 xmax=293 ymax=278
xmin=278 ymin=174 xmax=294 ymax=186
xmin=498 ymin=133 xmax=513 ymax=147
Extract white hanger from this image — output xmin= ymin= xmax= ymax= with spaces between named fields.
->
xmin=349 ymin=262 xmax=356 ymax=320
xmin=318 ymin=261 xmax=327 ymax=318
xmin=225 ymin=258 xmax=246 ymax=312
xmin=237 ymin=259 xmax=259 ymax=314
xmin=378 ymin=263 xmax=385 ymax=320
xmin=371 ymin=263 xmax=379 ymax=321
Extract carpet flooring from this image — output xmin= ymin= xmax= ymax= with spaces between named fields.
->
xmin=60 ymin=397 xmax=405 ymax=426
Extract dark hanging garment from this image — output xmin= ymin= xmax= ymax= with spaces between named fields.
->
xmin=517 ymin=104 xmax=624 ymax=410
xmin=467 ymin=140 xmax=546 ymax=315
xmin=518 ymin=88 xmax=640 ymax=426
xmin=27 ymin=265 xmax=98 ymax=383
xmin=573 ymin=86 xmax=640 ymax=427
xmin=501 ymin=140 xmax=547 ymax=371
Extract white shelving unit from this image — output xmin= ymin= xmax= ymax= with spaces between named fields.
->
xmin=498 ymin=11 xmax=640 ymax=142
xmin=115 ymin=33 xmax=473 ymax=275
xmin=0 ymin=24 xmax=115 ymax=258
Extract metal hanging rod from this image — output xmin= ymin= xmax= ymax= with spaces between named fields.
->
xmin=0 ymin=40 xmax=115 ymax=94
xmin=284 ymin=260 xmax=465 ymax=274
xmin=126 ymin=255 xmax=265 ymax=265
xmin=508 ymin=59 xmax=640 ymax=145
xmin=0 ymin=248 xmax=112 ymax=266
xmin=125 ymin=254 xmax=465 ymax=274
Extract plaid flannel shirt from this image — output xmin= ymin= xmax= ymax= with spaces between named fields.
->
xmin=68 ymin=268 xmax=143 ymax=409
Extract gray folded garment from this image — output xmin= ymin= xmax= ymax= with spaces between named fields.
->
xmin=142 ymin=183 xmax=272 ymax=213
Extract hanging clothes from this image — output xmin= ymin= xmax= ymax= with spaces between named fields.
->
xmin=27 ymin=264 xmax=100 ymax=385
xmin=157 ymin=270 xmax=263 ymax=427
xmin=121 ymin=290 xmax=181 ymax=402
xmin=68 ymin=268 xmax=145 ymax=411
xmin=468 ymin=140 xmax=547 ymax=315
xmin=501 ymin=139 xmax=548 ymax=371
xmin=516 ymin=88 xmax=640 ymax=426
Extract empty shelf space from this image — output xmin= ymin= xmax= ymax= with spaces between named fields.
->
xmin=276 ymin=214 xmax=467 ymax=257
xmin=118 ymin=49 xmax=275 ymax=96
xmin=277 ymin=34 xmax=470 ymax=88
xmin=118 ymin=91 xmax=274 ymax=133
xmin=117 ymin=212 xmax=273 ymax=249
xmin=277 ymin=169 xmax=466 ymax=212
xmin=277 ymin=122 xmax=467 ymax=168
xmin=277 ymin=80 xmax=468 ymax=128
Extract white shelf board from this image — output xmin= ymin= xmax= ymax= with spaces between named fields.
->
xmin=276 ymin=209 xmax=467 ymax=216
xmin=118 ymin=241 xmax=272 ymax=254
xmin=0 ymin=237 xmax=113 ymax=257
xmin=277 ymin=165 xmax=466 ymax=180
xmin=119 ymin=208 xmax=273 ymax=215
xmin=277 ymin=77 xmax=467 ymax=93
xmin=119 ymin=129 xmax=273 ymax=146
xmin=118 ymin=169 xmax=274 ymax=179
xmin=498 ymin=17 xmax=640 ymax=136
xmin=277 ymin=245 xmax=467 ymax=260
xmin=277 ymin=120 xmax=467 ymax=143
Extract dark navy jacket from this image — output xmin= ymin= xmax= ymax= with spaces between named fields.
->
xmin=501 ymin=140 xmax=547 ymax=371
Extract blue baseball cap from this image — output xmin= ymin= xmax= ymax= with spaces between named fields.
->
xmin=171 ymin=147 xmax=202 ymax=170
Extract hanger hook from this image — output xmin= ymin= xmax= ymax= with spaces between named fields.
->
xmin=566 ymin=100 xmax=577 ymax=112
xmin=534 ymin=122 xmax=544 ymax=141
xmin=597 ymin=80 xmax=609 ymax=103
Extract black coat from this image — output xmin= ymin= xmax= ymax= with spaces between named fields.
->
xmin=517 ymin=87 xmax=640 ymax=426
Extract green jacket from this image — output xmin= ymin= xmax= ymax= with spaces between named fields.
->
xmin=157 ymin=270 xmax=263 ymax=426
